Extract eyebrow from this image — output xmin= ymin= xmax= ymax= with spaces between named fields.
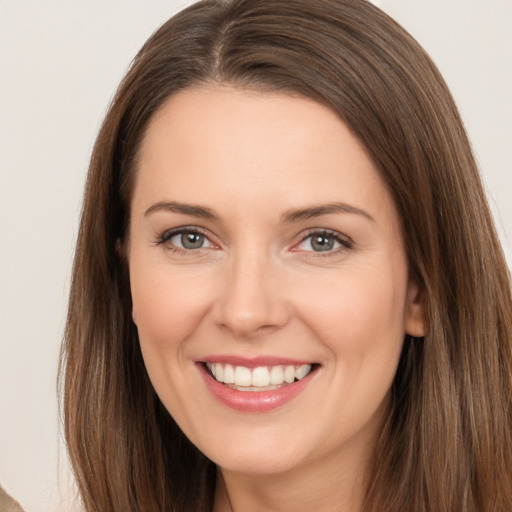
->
xmin=280 ymin=203 xmax=375 ymax=224
xmin=144 ymin=200 xmax=375 ymax=224
xmin=144 ymin=201 xmax=218 ymax=220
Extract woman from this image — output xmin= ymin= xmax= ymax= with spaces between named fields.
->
xmin=60 ymin=0 xmax=512 ymax=510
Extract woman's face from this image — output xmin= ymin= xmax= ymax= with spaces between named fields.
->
xmin=128 ymin=86 xmax=424 ymax=478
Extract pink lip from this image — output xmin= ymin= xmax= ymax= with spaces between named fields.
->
xmin=197 ymin=362 xmax=317 ymax=413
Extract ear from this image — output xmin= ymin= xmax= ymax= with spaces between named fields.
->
xmin=404 ymin=279 xmax=427 ymax=337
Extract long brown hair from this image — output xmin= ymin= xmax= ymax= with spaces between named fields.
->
xmin=60 ymin=1 xmax=512 ymax=510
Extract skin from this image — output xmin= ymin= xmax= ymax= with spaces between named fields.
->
xmin=128 ymin=85 xmax=425 ymax=512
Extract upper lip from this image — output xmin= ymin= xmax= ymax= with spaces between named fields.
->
xmin=198 ymin=355 xmax=317 ymax=368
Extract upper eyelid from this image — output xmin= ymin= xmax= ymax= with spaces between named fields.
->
xmin=160 ymin=225 xmax=210 ymax=239
xmin=296 ymin=228 xmax=352 ymax=244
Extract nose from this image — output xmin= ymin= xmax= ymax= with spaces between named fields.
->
xmin=212 ymin=250 xmax=290 ymax=339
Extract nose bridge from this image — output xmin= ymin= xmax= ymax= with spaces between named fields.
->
xmin=214 ymin=243 xmax=289 ymax=337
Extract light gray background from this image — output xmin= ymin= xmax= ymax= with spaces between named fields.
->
xmin=1 ymin=1 xmax=510 ymax=510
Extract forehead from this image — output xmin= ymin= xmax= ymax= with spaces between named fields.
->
xmin=133 ymin=85 xmax=397 ymax=227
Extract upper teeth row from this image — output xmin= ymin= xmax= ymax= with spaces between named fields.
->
xmin=206 ymin=363 xmax=312 ymax=387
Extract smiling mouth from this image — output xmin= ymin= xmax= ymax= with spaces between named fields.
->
xmin=204 ymin=362 xmax=317 ymax=391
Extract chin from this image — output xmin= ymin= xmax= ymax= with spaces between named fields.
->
xmin=191 ymin=425 xmax=309 ymax=476
xmin=211 ymin=447 xmax=303 ymax=476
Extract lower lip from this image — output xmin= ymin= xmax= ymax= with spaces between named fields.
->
xmin=198 ymin=363 xmax=316 ymax=413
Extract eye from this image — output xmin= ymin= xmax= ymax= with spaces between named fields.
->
xmin=171 ymin=231 xmax=209 ymax=250
xmin=294 ymin=230 xmax=352 ymax=253
xmin=158 ymin=227 xmax=215 ymax=251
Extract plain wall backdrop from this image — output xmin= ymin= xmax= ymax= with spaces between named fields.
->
xmin=0 ymin=1 xmax=510 ymax=510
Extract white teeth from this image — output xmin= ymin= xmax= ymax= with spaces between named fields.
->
xmin=270 ymin=365 xmax=284 ymax=385
xmin=206 ymin=362 xmax=313 ymax=388
xmin=215 ymin=363 xmax=224 ymax=382
xmin=234 ymin=366 xmax=252 ymax=387
xmin=251 ymin=367 xmax=271 ymax=387
xmin=296 ymin=364 xmax=311 ymax=380
xmin=284 ymin=365 xmax=295 ymax=383
xmin=223 ymin=364 xmax=235 ymax=384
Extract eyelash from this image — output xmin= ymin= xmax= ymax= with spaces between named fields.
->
xmin=155 ymin=227 xmax=353 ymax=256
xmin=293 ymin=229 xmax=353 ymax=256
xmin=155 ymin=226 xmax=214 ymax=255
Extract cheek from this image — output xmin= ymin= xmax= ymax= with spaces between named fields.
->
xmin=130 ymin=263 xmax=212 ymax=351
xmin=129 ymin=262 xmax=215 ymax=422
xmin=292 ymin=264 xmax=408 ymax=358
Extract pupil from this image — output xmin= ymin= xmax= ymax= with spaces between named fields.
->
xmin=181 ymin=232 xmax=204 ymax=249
xmin=312 ymin=235 xmax=333 ymax=251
